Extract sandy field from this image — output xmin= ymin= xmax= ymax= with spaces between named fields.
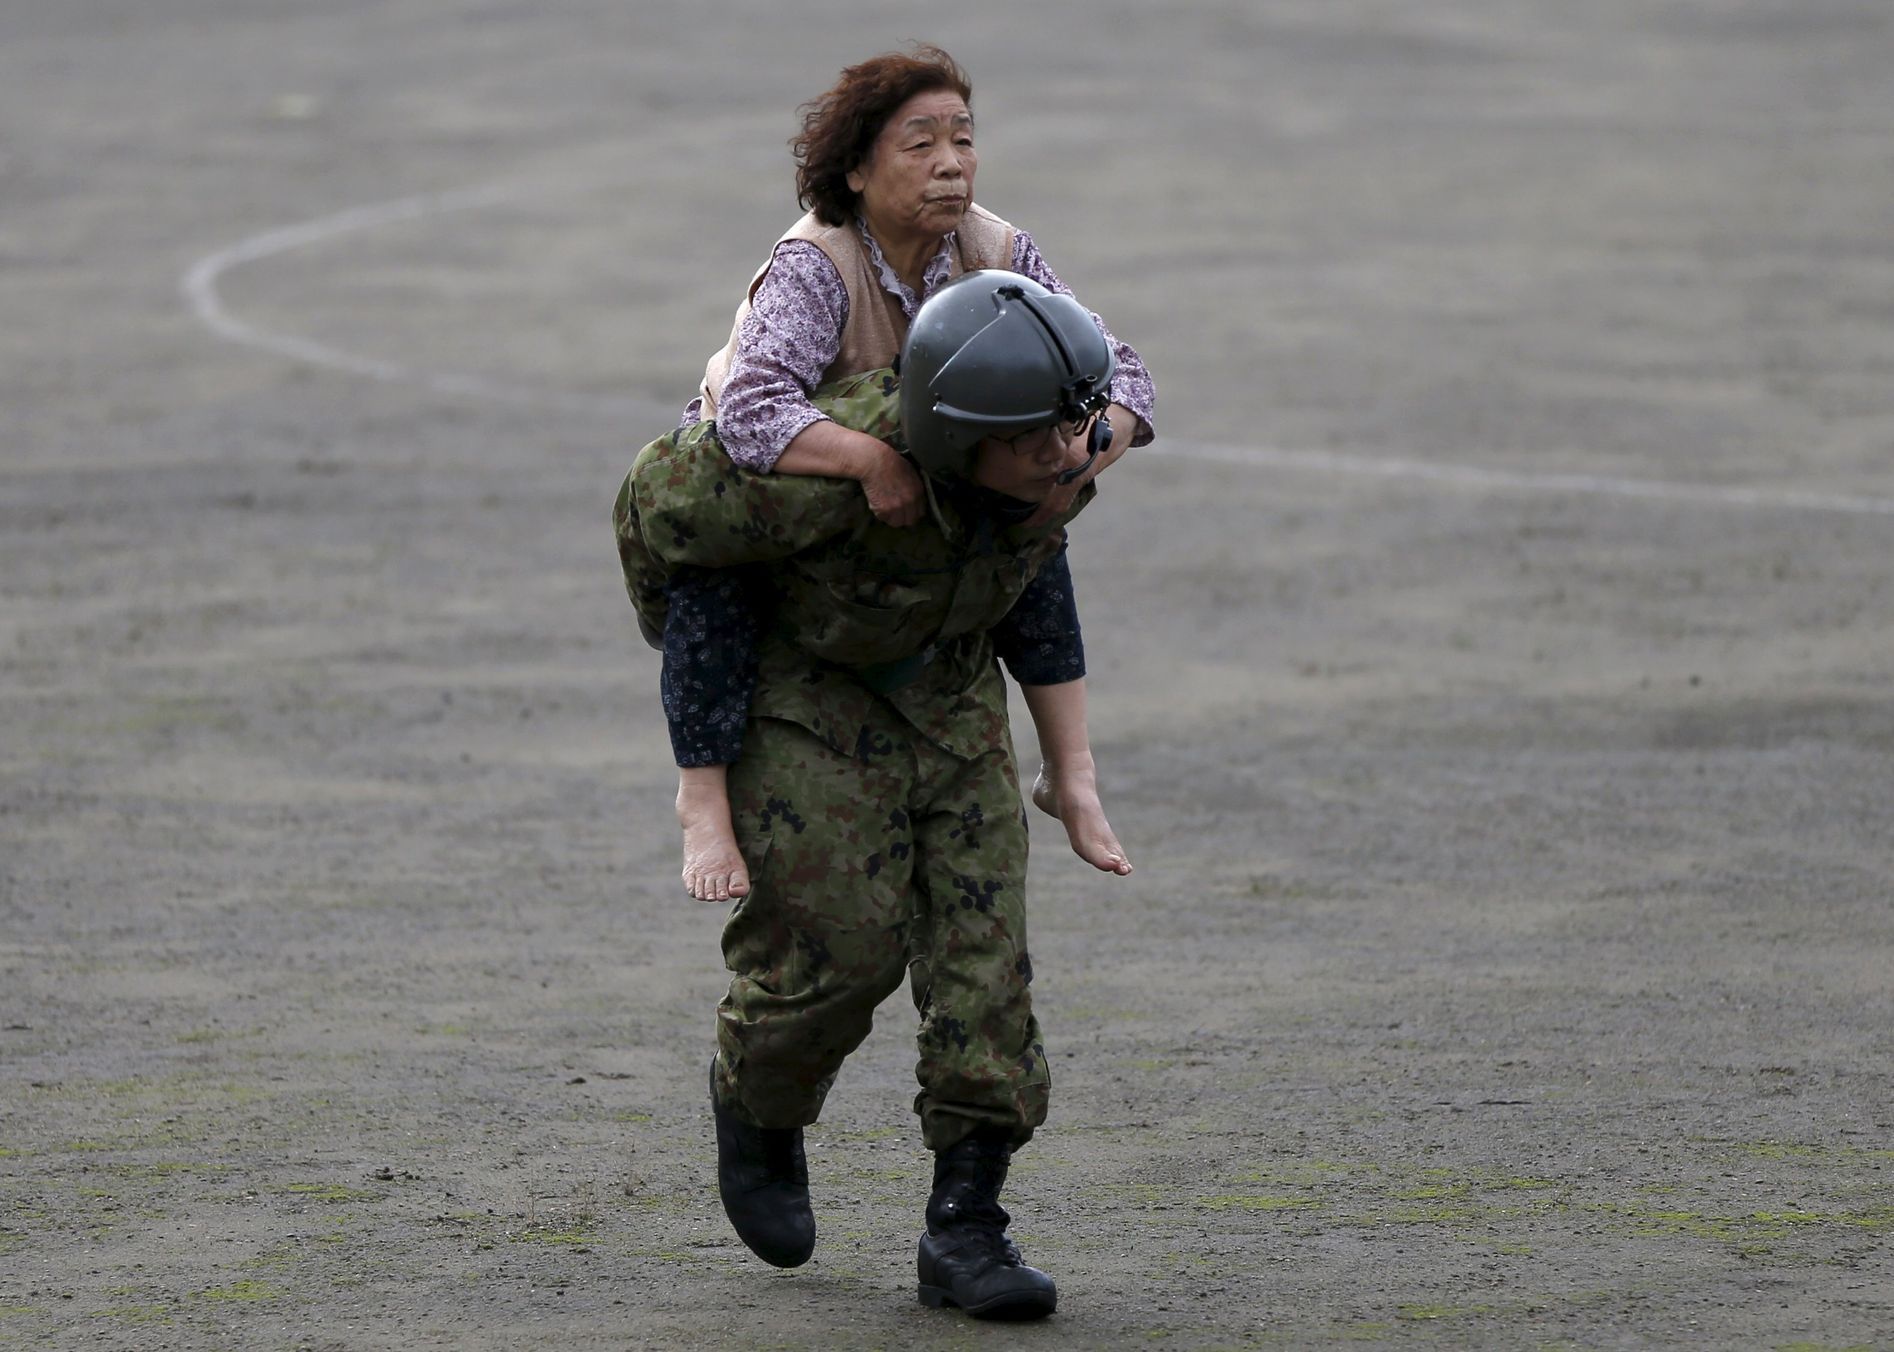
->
xmin=3 ymin=1 xmax=1891 ymax=1347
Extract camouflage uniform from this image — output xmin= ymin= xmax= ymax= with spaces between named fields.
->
xmin=614 ymin=369 xmax=1092 ymax=1151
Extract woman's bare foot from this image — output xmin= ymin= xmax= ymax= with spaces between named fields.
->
xmin=676 ymin=775 xmax=750 ymax=901
xmin=1032 ymin=764 xmax=1133 ymax=875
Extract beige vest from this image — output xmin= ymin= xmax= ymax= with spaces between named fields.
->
xmin=698 ymin=204 xmax=1016 ymax=418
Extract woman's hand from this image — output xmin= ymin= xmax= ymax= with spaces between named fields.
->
xmin=858 ymin=439 xmax=925 ymax=527
xmin=775 ymin=422 xmax=924 ymax=527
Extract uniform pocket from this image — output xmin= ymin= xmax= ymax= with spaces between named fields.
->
xmin=790 ymin=581 xmax=931 ymax=665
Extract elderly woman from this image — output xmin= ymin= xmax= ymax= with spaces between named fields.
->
xmin=672 ymin=43 xmax=1157 ymax=902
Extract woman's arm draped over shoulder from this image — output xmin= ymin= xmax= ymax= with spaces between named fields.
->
xmin=628 ymin=372 xmax=901 ymax=571
xmin=716 ymin=241 xmax=852 ymax=471
xmin=627 ymin=424 xmax=865 ymax=571
xmin=1011 ymin=230 xmax=1157 ymax=447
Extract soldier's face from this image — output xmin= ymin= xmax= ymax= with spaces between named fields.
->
xmin=971 ymin=421 xmax=1088 ymax=501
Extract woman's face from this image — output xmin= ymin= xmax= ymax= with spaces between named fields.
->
xmin=846 ymin=88 xmax=977 ymax=248
xmin=970 ymin=421 xmax=1090 ymax=502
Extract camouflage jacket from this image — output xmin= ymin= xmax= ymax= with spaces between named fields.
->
xmin=613 ymin=368 xmax=1093 ymax=760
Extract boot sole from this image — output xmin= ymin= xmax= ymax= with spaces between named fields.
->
xmin=918 ymin=1284 xmax=1056 ymax=1320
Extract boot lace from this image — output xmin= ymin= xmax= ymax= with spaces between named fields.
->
xmin=939 ymin=1194 xmax=1020 ymax=1266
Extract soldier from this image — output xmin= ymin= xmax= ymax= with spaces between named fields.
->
xmin=614 ymin=271 xmax=1141 ymax=1319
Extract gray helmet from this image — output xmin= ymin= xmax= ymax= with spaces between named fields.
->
xmin=899 ymin=269 xmax=1117 ymax=481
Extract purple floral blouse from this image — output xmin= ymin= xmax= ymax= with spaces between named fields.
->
xmin=684 ymin=219 xmax=1157 ymax=468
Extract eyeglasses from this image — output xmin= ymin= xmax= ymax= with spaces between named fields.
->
xmin=993 ymin=412 xmax=1093 ymax=455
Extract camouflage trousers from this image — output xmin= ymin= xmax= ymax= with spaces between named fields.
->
xmin=710 ymin=711 xmax=1049 ymax=1152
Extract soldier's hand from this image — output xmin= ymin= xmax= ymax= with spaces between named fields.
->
xmin=1024 ymin=472 xmax=1086 ymax=527
xmin=1025 ymin=405 xmax=1135 ymax=527
xmin=859 ymin=442 xmax=925 ymax=527
xmin=1024 ymin=425 xmax=1100 ymax=527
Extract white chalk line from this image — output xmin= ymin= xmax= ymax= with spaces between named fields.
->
xmin=183 ymin=186 xmax=1894 ymax=518
xmin=181 ymin=182 xmax=661 ymax=419
xmin=1154 ymin=440 xmax=1894 ymax=518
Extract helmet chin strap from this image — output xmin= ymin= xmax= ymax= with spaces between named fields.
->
xmin=1054 ymin=415 xmax=1112 ymax=486
xmin=915 ymin=466 xmax=958 ymax=537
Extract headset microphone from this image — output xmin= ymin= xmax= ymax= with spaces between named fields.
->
xmin=1054 ymin=415 xmax=1112 ymax=486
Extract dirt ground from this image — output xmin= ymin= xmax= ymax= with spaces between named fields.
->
xmin=3 ymin=2 xmax=1891 ymax=1347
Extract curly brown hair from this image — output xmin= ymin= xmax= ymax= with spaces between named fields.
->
xmin=792 ymin=45 xmax=973 ymax=227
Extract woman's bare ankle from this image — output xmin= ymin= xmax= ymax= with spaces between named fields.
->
xmin=1030 ymin=765 xmax=1063 ymax=820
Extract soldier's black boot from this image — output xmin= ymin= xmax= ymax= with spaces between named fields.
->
xmin=709 ymin=1059 xmax=815 ymax=1268
xmin=916 ymin=1130 xmax=1057 ymax=1320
